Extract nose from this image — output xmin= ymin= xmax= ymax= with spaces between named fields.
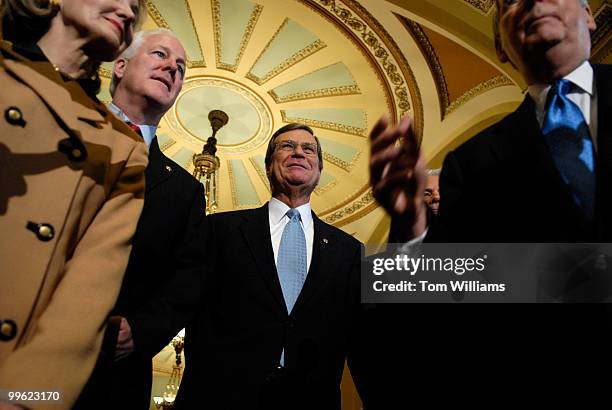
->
xmin=432 ymin=190 xmax=440 ymax=202
xmin=291 ymin=144 xmax=306 ymax=157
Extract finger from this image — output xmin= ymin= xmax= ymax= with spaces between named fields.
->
xmin=369 ymin=115 xmax=390 ymax=143
xmin=397 ymin=115 xmax=418 ymax=158
xmin=370 ymin=145 xmax=402 ymax=182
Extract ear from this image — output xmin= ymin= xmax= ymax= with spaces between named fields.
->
xmin=113 ymin=58 xmax=128 ymax=81
xmin=584 ymin=4 xmax=597 ymax=33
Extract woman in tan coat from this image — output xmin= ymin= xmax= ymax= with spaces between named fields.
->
xmin=0 ymin=1 xmax=148 ymax=408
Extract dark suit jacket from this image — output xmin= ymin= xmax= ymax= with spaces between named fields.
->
xmin=74 ymin=137 xmax=206 ymax=410
xmin=357 ymin=64 xmax=612 ymax=409
xmin=428 ymin=64 xmax=612 ymax=242
xmin=175 ymin=203 xmax=363 ymax=410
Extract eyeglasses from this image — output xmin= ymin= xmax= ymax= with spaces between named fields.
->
xmin=275 ymin=140 xmax=318 ymax=156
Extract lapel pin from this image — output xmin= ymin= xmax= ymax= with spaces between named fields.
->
xmin=323 ymin=238 xmax=328 ymax=244
xmin=165 ymin=165 xmax=172 ymax=172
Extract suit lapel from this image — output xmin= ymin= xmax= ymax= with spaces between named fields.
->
xmin=240 ymin=204 xmax=288 ymax=314
xmin=145 ymin=138 xmax=174 ymax=192
xmin=490 ymin=96 xmax=589 ymax=224
xmin=292 ymin=214 xmax=336 ymax=315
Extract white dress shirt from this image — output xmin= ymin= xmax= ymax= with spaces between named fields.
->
xmin=108 ymin=102 xmax=158 ymax=148
xmin=268 ymin=197 xmax=314 ymax=272
xmin=527 ymin=60 xmax=598 ymax=149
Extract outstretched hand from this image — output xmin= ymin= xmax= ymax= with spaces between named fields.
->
xmin=369 ymin=115 xmax=427 ymax=240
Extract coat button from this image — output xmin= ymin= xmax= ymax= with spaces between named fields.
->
xmin=58 ymin=138 xmax=87 ymax=162
xmin=5 ymin=107 xmax=26 ymax=127
xmin=26 ymin=222 xmax=55 ymax=241
xmin=0 ymin=320 xmax=17 ymax=341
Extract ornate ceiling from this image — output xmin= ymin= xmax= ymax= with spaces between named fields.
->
xmin=98 ymin=0 xmax=612 ymax=246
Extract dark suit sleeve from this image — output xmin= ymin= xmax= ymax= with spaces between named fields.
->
xmin=126 ymin=181 xmax=207 ymax=357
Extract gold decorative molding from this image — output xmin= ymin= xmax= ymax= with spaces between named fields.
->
xmin=316 ymin=1 xmax=411 ymax=116
xmin=158 ymin=138 xmax=176 ymax=152
xmin=281 ymin=111 xmax=366 ymax=137
xmin=445 ymin=74 xmax=514 ymax=115
xmin=146 ymin=1 xmax=170 ymax=29
xmin=99 ymin=67 xmax=112 ymax=78
xmin=246 ymin=18 xmax=327 ymax=85
xmin=592 ymin=3 xmax=611 ymax=48
xmin=270 ymin=84 xmax=360 ymax=103
xmin=401 ymin=18 xmax=450 ymax=121
xmin=184 ymin=0 xmax=206 ymax=67
xmin=146 ymin=1 xmax=206 ymax=67
xmin=322 ymin=189 xmax=376 ymax=226
xmin=227 ymin=160 xmax=260 ymax=209
xmin=248 ymin=156 xmax=271 ymax=194
xmin=314 ymin=178 xmax=338 ymax=196
xmin=322 ymin=151 xmax=360 ymax=172
xmin=213 ymin=0 xmax=263 ymax=72
xmin=461 ymin=0 xmax=494 ymax=14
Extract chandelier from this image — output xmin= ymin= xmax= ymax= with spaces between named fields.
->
xmin=192 ymin=110 xmax=229 ymax=215
xmin=153 ymin=330 xmax=185 ymax=409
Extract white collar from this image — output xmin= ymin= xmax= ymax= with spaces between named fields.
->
xmin=108 ymin=102 xmax=158 ymax=148
xmin=269 ymin=197 xmax=313 ymax=229
xmin=528 ymin=60 xmax=593 ymax=109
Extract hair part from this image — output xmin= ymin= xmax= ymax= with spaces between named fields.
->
xmin=109 ymin=27 xmax=180 ymax=96
xmin=264 ymin=123 xmax=324 ymax=174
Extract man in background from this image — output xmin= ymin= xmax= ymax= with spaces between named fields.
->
xmin=74 ymin=28 xmax=206 ymax=410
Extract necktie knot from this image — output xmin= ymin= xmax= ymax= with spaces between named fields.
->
xmin=128 ymin=122 xmax=142 ymax=137
xmin=553 ymin=79 xmax=572 ymax=97
xmin=286 ymin=208 xmax=300 ymax=222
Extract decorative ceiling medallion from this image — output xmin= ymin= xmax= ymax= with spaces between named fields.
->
xmin=167 ymin=76 xmax=273 ymax=153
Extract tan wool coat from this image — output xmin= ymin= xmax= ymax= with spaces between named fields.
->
xmin=0 ymin=40 xmax=148 ymax=409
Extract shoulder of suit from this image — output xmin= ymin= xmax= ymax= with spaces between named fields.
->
xmin=314 ymin=215 xmax=362 ymax=247
xmin=157 ymin=151 xmax=202 ymax=185
xmin=449 ymin=98 xmax=527 ymax=161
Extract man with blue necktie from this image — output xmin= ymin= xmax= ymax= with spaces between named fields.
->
xmin=74 ymin=29 xmax=206 ymax=410
xmin=371 ymin=0 xmax=611 ymax=247
xmin=175 ymin=123 xmax=365 ymax=410
xmin=361 ymin=1 xmax=612 ymax=407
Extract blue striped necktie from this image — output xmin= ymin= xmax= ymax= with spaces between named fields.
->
xmin=542 ymin=79 xmax=596 ymax=220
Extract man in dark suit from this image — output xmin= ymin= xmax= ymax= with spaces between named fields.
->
xmin=74 ymin=29 xmax=206 ymax=410
xmin=363 ymin=1 xmax=612 ymax=407
xmin=371 ymin=0 xmax=610 ymax=243
xmin=175 ymin=123 xmax=364 ymax=410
